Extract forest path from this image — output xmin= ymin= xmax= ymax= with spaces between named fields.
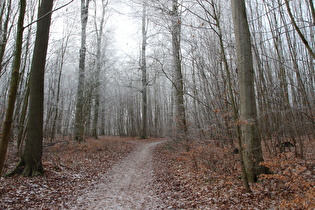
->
xmin=73 ymin=140 xmax=167 ymax=210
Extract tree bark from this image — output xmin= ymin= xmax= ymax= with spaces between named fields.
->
xmin=0 ymin=0 xmax=12 ymax=75
xmin=0 ymin=0 xmax=26 ymax=177
xmin=51 ymin=36 xmax=69 ymax=142
xmin=141 ymin=1 xmax=148 ymax=139
xmin=6 ymin=0 xmax=53 ymax=177
xmin=74 ymin=0 xmax=90 ymax=142
xmin=171 ymin=0 xmax=187 ymax=139
xmin=21 ymin=0 xmax=54 ymax=176
xmin=231 ymin=0 xmax=268 ymax=183
xmin=92 ymin=0 xmax=108 ymax=139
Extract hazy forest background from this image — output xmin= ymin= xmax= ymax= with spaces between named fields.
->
xmin=0 ymin=0 xmax=314 ymax=208
xmin=1 ymin=0 xmax=313 ymax=150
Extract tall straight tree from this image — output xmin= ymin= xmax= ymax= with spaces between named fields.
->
xmin=0 ymin=0 xmax=26 ymax=177
xmin=231 ymin=0 xmax=268 ymax=182
xmin=171 ymin=0 xmax=187 ymax=138
xmin=74 ymin=0 xmax=90 ymax=142
xmin=92 ymin=0 xmax=108 ymax=139
xmin=194 ymin=0 xmax=250 ymax=191
xmin=0 ymin=0 xmax=12 ymax=75
xmin=140 ymin=0 xmax=148 ymax=139
xmin=50 ymin=34 xmax=70 ymax=141
xmin=9 ymin=0 xmax=54 ymax=176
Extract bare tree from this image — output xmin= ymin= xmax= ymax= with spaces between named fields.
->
xmin=0 ymin=0 xmax=13 ymax=75
xmin=50 ymin=34 xmax=71 ymax=142
xmin=141 ymin=0 xmax=148 ymax=139
xmin=74 ymin=0 xmax=90 ymax=142
xmin=171 ymin=0 xmax=187 ymax=139
xmin=231 ymin=0 xmax=268 ymax=184
xmin=0 ymin=0 xmax=26 ymax=177
xmin=92 ymin=0 xmax=108 ymax=139
xmin=8 ymin=0 xmax=54 ymax=176
xmin=285 ymin=0 xmax=315 ymax=60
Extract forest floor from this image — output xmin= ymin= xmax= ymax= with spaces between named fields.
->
xmin=73 ymin=140 xmax=167 ymax=209
xmin=0 ymin=136 xmax=314 ymax=209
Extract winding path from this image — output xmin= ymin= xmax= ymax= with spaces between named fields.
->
xmin=74 ymin=140 xmax=167 ymax=209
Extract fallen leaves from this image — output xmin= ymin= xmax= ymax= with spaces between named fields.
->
xmin=1 ymin=136 xmax=314 ymax=209
xmin=153 ymin=139 xmax=315 ymax=209
xmin=260 ymin=153 xmax=315 ymax=209
xmin=0 ymin=136 xmax=135 ymax=209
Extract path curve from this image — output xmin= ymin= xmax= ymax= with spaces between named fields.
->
xmin=73 ymin=140 xmax=167 ymax=210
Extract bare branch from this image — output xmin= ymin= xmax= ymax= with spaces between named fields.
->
xmin=23 ymin=0 xmax=74 ymax=29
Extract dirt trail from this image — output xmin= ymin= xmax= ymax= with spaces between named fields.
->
xmin=73 ymin=140 xmax=167 ymax=210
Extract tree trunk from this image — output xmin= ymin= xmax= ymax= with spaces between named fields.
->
xmin=0 ymin=0 xmax=12 ymax=75
xmin=231 ymin=0 xmax=268 ymax=183
xmin=51 ymin=37 xmax=69 ymax=142
xmin=141 ymin=1 xmax=148 ymax=139
xmin=74 ymin=0 xmax=90 ymax=142
xmin=92 ymin=0 xmax=108 ymax=139
xmin=171 ymin=0 xmax=187 ymax=140
xmin=21 ymin=0 xmax=53 ymax=176
xmin=6 ymin=0 xmax=54 ymax=177
xmin=0 ymin=0 xmax=26 ymax=177
xmin=17 ymin=81 xmax=29 ymax=157
xmin=16 ymin=17 xmax=34 ymax=156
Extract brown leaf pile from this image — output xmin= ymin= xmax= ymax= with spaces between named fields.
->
xmin=1 ymin=136 xmax=314 ymax=209
xmin=153 ymin=139 xmax=315 ymax=209
xmin=0 ymin=136 xmax=135 ymax=209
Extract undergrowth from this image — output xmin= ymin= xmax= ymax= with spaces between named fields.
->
xmin=154 ymin=138 xmax=315 ymax=209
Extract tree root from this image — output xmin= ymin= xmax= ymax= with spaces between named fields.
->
xmin=4 ymin=160 xmax=44 ymax=177
xmin=5 ymin=160 xmax=24 ymax=177
xmin=22 ymin=163 xmax=44 ymax=177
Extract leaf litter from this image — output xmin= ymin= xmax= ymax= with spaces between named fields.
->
xmin=1 ymin=136 xmax=314 ymax=209
xmin=1 ymin=136 xmax=135 ymax=209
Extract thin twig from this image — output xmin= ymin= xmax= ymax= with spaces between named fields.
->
xmin=23 ymin=0 xmax=74 ymax=29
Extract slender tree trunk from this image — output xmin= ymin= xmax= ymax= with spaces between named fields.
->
xmin=100 ymin=106 xmax=105 ymax=135
xmin=141 ymin=1 xmax=148 ymax=139
xmin=285 ymin=0 xmax=315 ymax=60
xmin=171 ymin=0 xmax=187 ymax=140
xmin=92 ymin=62 xmax=100 ymax=139
xmin=231 ymin=0 xmax=268 ymax=183
xmin=210 ymin=1 xmax=251 ymax=191
xmin=17 ymin=80 xmax=29 ymax=157
xmin=51 ymin=38 xmax=68 ymax=142
xmin=0 ymin=0 xmax=26 ymax=177
xmin=92 ymin=0 xmax=108 ymax=139
xmin=74 ymin=0 xmax=90 ymax=142
xmin=16 ymin=16 xmax=34 ymax=156
xmin=0 ymin=0 xmax=12 ymax=75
